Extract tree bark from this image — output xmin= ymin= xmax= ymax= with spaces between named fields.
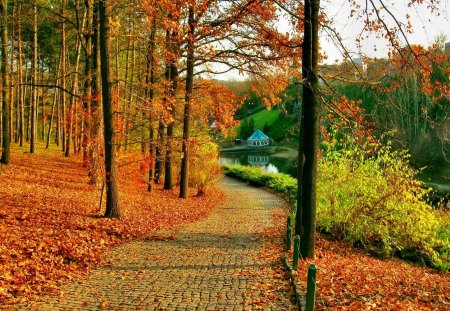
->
xmin=60 ymin=0 xmax=67 ymax=152
xmin=88 ymin=0 xmax=101 ymax=184
xmin=29 ymin=1 xmax=38 ymax=154
xmin=0 ymin=0 xmax=10 ymax=164
xmin=154 ymin=120 xmax=164 ymax=184
xmin=299 ymin=0 xmax=320 ymax=259
xmin=46 ymin=62 xmax=60 ymax=148
xmin=179 ymin=7 xmax=195 ymax=199
xmin=164 ymin=27 xmax=179 ymax=190
xmin=17 ymin=0 xmax=24 ymax=147
xmin=9 ymin=2 xmax=14 ymax=144
xmin=65 ymin=2 xmax=84 ymax=157
xmin=99 ymin=0 xmax=120 ymax=218
xmin=295 ymin=98 xmax=304 ymax=237
xmin=82 ymin=0 xmax=93 ymax=163
xmin=146 ymin=18 xmax=156 ymax=192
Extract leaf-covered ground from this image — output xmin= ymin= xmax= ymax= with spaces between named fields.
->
xmin=0 ymin=146 xmax=224 ymax=306
xmin=293 ymin=236 xmax=450 ymax=310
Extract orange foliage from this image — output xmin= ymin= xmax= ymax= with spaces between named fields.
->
xmin=0 ymin=147 xmax=223 ymax=305
xmin=389 ymin=44 xmax=450 ymax=101
xmin=324 ymin=95 xmax=375 ymax=142
xmin=295 ymin=236 xmax=450 ymax=310
xmin=192 ymin=79 xmax=240 ymax=136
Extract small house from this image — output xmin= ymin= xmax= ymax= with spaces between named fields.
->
xmin=247 ymin=129 xmax=270 ymax=147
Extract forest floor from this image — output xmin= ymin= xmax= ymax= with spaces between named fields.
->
xmin=13 ymin=177 xmax=294 ymax=310
xmin=0 ymin=144 xmax=225 ymax=306
xmin=289 ymin=235 xmax=450 ymax=310
xmin=1 ymin=144 xmax=450 ymax=310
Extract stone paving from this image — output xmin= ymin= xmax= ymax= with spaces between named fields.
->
xmin=21 ymin=177 xmax=294 ymax=310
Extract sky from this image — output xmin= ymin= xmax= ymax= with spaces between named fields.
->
xmin=318 ymin=0 xmax=450 ymax=63
xmin=218 ymin=0 xmax=450 ymax=80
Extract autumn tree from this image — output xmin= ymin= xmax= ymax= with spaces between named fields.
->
xmin=0 ymin=0 xmax=10 ymax=165
xmin=296 ymin=0 xmax=320 ymax=259
xmin=29 ymin=0 xmax=38 ymax=154
xmin=179 ymin=5 xmax=195 ymax=199
xmin=273 ymin=0 xmax=448 ymax=258
xmin=99 ymin=0 xmax=119 ymax=218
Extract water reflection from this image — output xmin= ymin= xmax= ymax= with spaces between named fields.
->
xmin=219 ymin=151 xmax=297 ymax=176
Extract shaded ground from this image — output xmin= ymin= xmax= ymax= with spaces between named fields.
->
xmin=12 ymin=177 xmax=294 ymax=310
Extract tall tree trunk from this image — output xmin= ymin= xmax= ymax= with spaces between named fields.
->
xmin=124 ymin=22 xmax=136 ymax=152
xmin=299 ymin=0 xmax=320 ymax=259
xmin=88 ymin=0 xmax=101 ymax=183
xmin=39 ymin=66 xmax=44 ymax=140
xmin=0 ymin=0 xmax=10 ymax=164
xmin=179 ymin=7 xmax=195 ymax=198
xmin=65 ymin=3 xmax=84 ymax=157
xmin=295 ymin=99 xmax=304 ymax=237
xmin=9 ymin=2 xmax=14 ymax=144
xmin=17 ymin=0 xmax=24 ymax=147
xmin=56 ymin=87 xmax=61 ymax=146
xmin=82 ymin=0 xmax=93 ymax=163
xmin=154 ymin=120 xmax=164 ymax=184
xmin=163 ymin=27 xmax=179 ymax=190
xmin=123 ymin=22 xmax=131 ymax=151
xmin=29 ymin=1 xmax=38 ymax=154
xmin=61 ymin=0 xmax=67 ymax=152
xmin=114 ymin=35 xmax=121 ymax=150
xmin=46 ymin=62 xmax=60 ymax=148
xmin=99 ymin=0 xmax=120 ymax=217
xmin=146 ymin=18 xmax=156 ymax=192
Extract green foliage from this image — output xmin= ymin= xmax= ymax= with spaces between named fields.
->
xmin=234 ymin=107 xmax=297 ymax=142
xmin=238 ymin=118 xmax=255 ymax=139
xmin=317 ymin=138 xmax=449 ymax=270
xmin=222 ymin=165 xmax=297 ymax=198
xmin=234 ymin=91 xmax=263 ymax=119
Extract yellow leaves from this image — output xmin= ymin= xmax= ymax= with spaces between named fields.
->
xmin=109 ymin=17 xmax=121 ymax=37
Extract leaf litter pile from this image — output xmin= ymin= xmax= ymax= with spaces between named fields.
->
xmin=0 ymin=148 xmax=223 ymax=305
xmin=292 ymin=236 xmax=449 ymax=310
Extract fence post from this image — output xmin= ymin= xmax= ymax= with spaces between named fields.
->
xmin=305 ymin=263 xmax=317 ymax=311
xmin=286 ymin=225 xmax=292 ymax=251
xmin=293 ymin=235 xmax=300 ymax=270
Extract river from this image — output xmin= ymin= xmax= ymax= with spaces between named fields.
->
xmin=219 ymin=147 xmax=298 ymax=176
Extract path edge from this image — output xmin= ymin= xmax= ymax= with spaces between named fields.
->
xmin=282 ymin=256 xmax=305 ymax=311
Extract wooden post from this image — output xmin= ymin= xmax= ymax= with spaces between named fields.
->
xmin=305 ymin=263 xmax=317 ymax=311
xmin=286 ymin=225 xmax=292 ymax=251
xmin=293 ymin=235 xmax=300 ymax=270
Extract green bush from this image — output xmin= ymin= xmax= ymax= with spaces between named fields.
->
xmin=222 ymin=165 xmax=297 ymax=200
xmin=317 ymin=139 xmax=449 ymax=270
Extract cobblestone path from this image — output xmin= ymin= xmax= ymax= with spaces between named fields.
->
xmin=25 ymin=177 xmax=294 ymax=310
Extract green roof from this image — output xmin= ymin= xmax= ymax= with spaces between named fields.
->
xmin=247 ymin=129 xmax=269 ymax=141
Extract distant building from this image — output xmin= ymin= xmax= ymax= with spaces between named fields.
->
xmin=247 ymin=129 xmax=270 ymax=147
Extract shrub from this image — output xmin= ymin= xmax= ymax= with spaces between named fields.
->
xmin=317 ymin=139 xmax=448 ymax=269
xmin=222 ymin=165 xmax=297 ymax=201
xmin=189 ymin=140 xmax=222 ymax=195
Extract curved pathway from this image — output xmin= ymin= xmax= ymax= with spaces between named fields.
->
xmin=26 ymin=177 xmax=294 ymax=310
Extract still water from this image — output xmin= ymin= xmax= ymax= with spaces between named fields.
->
xmin=219 ymin=151 xmax=298 ymax=176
